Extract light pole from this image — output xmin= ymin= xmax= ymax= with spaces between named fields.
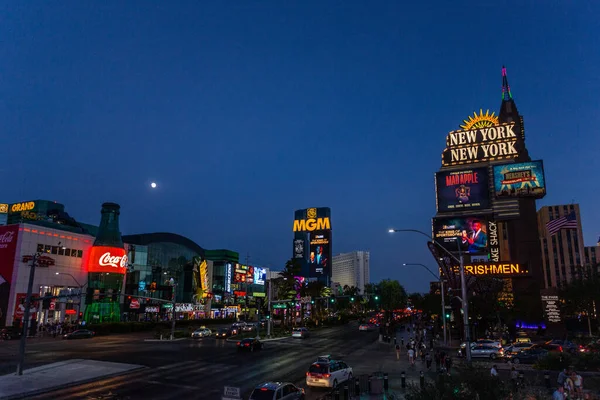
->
xmin=16 ymin=253 xmax=39 ymax=375
xmin=389 ymin=228 xmax=471 ymax=362
xmin=55 ymin=272 xmax=86 ymax=320
xmin=402 ymin=263 xmax=447 ymax=346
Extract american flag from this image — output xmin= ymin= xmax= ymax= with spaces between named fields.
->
xmin=546 ymin=211 xmax=578 ymax=236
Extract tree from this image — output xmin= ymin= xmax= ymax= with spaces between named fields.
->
xmin=559 ymin=264 xmax=600 ymax=336
xmin=379 ymin=279 xmax=407 ymax=315
xmin=275 ymin=259 xmax=302 ymax=327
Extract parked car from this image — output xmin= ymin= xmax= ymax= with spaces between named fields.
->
xmin=249 ymin=381 xmax=305 ymax=400
xmin=461 ymin=344 xmax=504 ymax=360
xmin=237 ymin=338 xmax=263 ymax=352
xmin=191 ymin=328 xmax=212 ymax=338
xmin=292 ymin=328 xmax=310 ymax=339
xmin=545 ymin=340 xmax=581 ymax=354
xmin=359 ymin=324 xmax=375 ymax=331
xmin=506 ymin=346 xmax=548 ymax=364
xmin=63 ymin=329 xmax=95 ymax=340
xmin=306 ymin=358 xmax=353 ymax=388
xmin=504 ymin=342 xmax=535 ymax=356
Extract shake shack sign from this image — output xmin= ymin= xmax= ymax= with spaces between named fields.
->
xmin=442 ymin=122 xmax=521 ymax=166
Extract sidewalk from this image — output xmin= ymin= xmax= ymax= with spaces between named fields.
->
xmin=0 ymin=359 xmax=145 ymax=400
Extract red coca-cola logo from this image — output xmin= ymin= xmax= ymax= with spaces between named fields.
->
xmin=0 ymin=231 xmax=15 ymax=246
xmin=99 ymin=252 xmax=128 ymax=269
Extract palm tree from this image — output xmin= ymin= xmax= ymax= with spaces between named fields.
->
xmin=276 ymin=259 xmax=302 ymax=327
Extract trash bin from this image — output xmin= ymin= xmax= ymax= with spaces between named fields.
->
xmin=370 ymin=373 xmax=384 ymax=394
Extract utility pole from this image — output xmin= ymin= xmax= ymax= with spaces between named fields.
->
xmin=458 ymin=247 xmax=471 ymax=363
xmin=245 ymin=253 xmax=250 ymax=322
xmin=267 ymin=279 xmax=272 ymax=338
xmin=16 ymin=253 xmax=39 ymax=375
xmin=170 ymin=282 xmax=177 ymax=340
xmin=441 ymin=278 xmax=447 ymax=346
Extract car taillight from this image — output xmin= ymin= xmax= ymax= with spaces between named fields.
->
xmin=245 ymin=343 xmax=250 ymax=347
xmin=306 ymin=372 xmax=310 ymax=376
xmin=323 ymin=373 xmax=331 ymax=378
xmin=559 ymin=346 xmax=563 ymax=352
xmin=237 ymin=342 xmax=241 ymax=345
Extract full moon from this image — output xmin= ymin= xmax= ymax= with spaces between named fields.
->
xmin=150 ymin=182 xmax=157 ymax=189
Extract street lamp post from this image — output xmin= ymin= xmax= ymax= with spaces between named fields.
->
xmin=16 ymin=253 xmax=39 ymax=375
xmin=389 ymin=228 xmax=471 ymax=362
xmin=55 ymin=272 xmax=86 ymax=320
xmin=402 ymin=263 xmax=447 ymax=346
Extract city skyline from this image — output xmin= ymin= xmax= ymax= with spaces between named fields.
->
xmin=2 ymin=2 xmax=599 ymax=293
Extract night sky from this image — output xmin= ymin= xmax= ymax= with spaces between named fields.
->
xmin=2 ymin=2 xmax=599 ymax=293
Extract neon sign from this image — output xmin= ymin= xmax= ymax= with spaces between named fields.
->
xmin=10 ymin=202 xmax=35 ymax=213
xmin=87 ymin=246 xmax=128 ymax=274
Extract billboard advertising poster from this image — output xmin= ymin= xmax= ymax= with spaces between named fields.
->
xmin=87 ymin=246 xmax=128 ymax=274
xmin=254 ymin=267 xmax=266 ymax=285
xmin=293 ymin=239 xmax=305 ymax=259
xmin=234 ymin=264 xmax=248 ymax=283
xmin=436 ymin=167 xmax=490 ymax=212
xmin=493 ymin=160 xmax=546 ymax=198
xmin=309 ymin=231 xmax=330 ymax=277
xmin=433 ymin=217 xmax=488 ymax=254
xmin=0 ymin=225 xmax=19 ymax=326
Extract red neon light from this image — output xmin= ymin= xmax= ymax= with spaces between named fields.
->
xmin=87 ymin=246 xmax=128 ymax=274
xmin=65 ymin=309 xmax=77 ymax=315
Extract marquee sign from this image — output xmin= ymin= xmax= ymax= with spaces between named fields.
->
xmin=10 ymin=202 xmax=36 ymax=213
xmin=449 ymin=262 xmax=529 ymax=276
xmin=442 ymin=122 xmax=522 ymax=166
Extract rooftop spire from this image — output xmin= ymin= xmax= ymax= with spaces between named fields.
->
xmin=501 ymin=65 xmax=513 ymax=101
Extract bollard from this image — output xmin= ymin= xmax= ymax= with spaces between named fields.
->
xmin=420 ymin=371 xmax=425 ymax=389
xmin=334 ymin=387 xmax=340 ymax=400
xmin=383 ymin=373 xmax=389 ymax=391
xmin=343 ymin=384 xmax=349 ymax=400
xmin=544 ymin=371 xmax=550 ymax=388
xmin=355 ymin=378 xmax=360 ymax=395
xmin=401 ymin=371 xmax=406 ymax=389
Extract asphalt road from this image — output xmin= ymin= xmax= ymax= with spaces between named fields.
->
xmin=0 ymin=322 xmax=379 ymax=400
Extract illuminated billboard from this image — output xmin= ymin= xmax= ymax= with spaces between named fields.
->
xmin=293 ymin=207 xmax=331 ymax=232
xmin=254 ymin=267 xmax=266 ymax=285
xmin=87 ymin=246 xmax=128 ymax=274
xmin=309 ymin=231 xmax=330 ymax=276
xmin=234 ymin=264 xmax=248 ymax=283
xmin=493 ymin=160 xmax=546 ymax=198
xmin=436 ymin=167 xmax=490 ymax=212
xmin=432 ymin=217 xmax=488 ymax=254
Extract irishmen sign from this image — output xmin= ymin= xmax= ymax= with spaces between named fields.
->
xmin=442 ymin=122 xmax=522 ymax=166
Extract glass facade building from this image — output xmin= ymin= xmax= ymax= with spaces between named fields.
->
xmin=123 ymin=233 xmax=205 ymax=320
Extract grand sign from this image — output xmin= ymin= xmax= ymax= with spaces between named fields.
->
xmin=10 ymin=201 xmax=35 ymax=213
xmin=449 ymin=262 xmax=529 ymax=276
xmin=442 ymin=122 xmax=520 ymax=166
xmin=87 ymin=246 xmax=128 ymax=274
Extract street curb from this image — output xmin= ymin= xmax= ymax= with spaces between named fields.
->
xmin=143 ymin=338 xmax=186 ymax=342
xmin=0 ymin=365 xmax=148 ymax=400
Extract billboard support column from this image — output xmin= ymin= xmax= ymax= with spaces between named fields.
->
xmin=457 ymin=240 xmax=471 ymax=363
xmin=267 ymin=281 xmax=272 ymax=338
xmin=441 ymin=278 xmax=447 ymax=346
xmin=16 ymin=253 xmax=38 ymax=376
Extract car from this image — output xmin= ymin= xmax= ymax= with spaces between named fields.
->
xmin=506 ymin=346 xmax=548 ymax=364
xmin=504 ymin=342 xmax=534 ymax=356
xmin=237 ymin=338 xmax=263 ymax=352
xmin=249 ymin=381 xmax=305 ymax=400
xmin=63 ymin=329 xmax=95 ymax=340
xmin=191 ymin=328 xmax=212 ymax=338
xmin=215 ymin=328 xmax=232 ymax=338
xmin=306 ymin=359 xmax=353 ymax=388
xmin=292 ymin=328 xmax=310 ymax=339
xmin=359 ymin=324 xmax=375 ymax=331
xmin=545 ymin=340 xmax=581 ymax=354
xmin=461 ymin=339 xmax=502 ymax=349
xmin=460 ymin=344 xmax=504 ymax=360
xmin=242 ymin=323 xmax=257 ymax=332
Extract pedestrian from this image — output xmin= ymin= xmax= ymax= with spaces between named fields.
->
xmin=552 ymin=386 xmax=564 ymax=400
xmin=564 ymin=372 xmax=575 ymax=398
xmin=445 ymin=355 xmax=452 ymax=375
xmin=425 ymin=352 xmax=432 ymax=370
xmin=510 ymin=367 xmax=519 ymax=391
xmin=434 ymin=350 xmax=441 ymax=372
xmin=573 ymin=370 xmax=583 ymax=399
xmin=395 ymin=343 xmax=401 ymax=360
xmin=408 ymin=347 xmax=415 ymax=366
xmin=558 ymin=368 xmax=568 ymax=387
xmin=490 ymin=365 xmax=498 ymax=377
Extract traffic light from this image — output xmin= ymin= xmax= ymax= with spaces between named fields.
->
xmin=330 ymin=297 xmax=335 ymax=303
xmin=350 ymin=297 xmax=354 ymax=302
xmin=445 ymin=312 xmax=451 ymax=319
xmin=311 ymin=300 xmax=315 ymax=304
xmin=374 ymin=295 xmax=379 ymax=301
xmin=266 ymin=314 xmax=270 ymax=319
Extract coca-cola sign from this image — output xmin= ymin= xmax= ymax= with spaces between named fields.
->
xmin=0 ymin=230 xmax=15 ymax=249
xmin=99 ymin=252 xmax=128 ymax=269
xmin=87 ymin=246 xmax=128 ymax=274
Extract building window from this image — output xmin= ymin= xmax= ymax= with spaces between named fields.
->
xmin=58 ymin=247 xmax=65 ymax=256
xmin=77 ymin=250 xmax=83 ymax=258
xmin=44 ymin=245 xmax=51 ymax=254
xmin=51 ymin=246 xmax=58 ymax=255
xmin=37 ymin=244 xmax=44 ymax=253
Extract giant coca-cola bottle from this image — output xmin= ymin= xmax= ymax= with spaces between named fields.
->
xmin=83 ymin=203 xmax=128 ymax=323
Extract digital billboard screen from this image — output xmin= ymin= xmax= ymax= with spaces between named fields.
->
xmin=309 ymin=231 xmax=330 ymax=277
xmin=234 ymin=264 xmax=248 ymax=283
xmin=436 ymin=167 xmax=490 ymax=212
xmin=433 ymin=216 xmax=488 ymax=255
xmin=493 ymin=160 xmax=546 ymax=198
xmin=254 ymin=267 xmax=266 ymax=285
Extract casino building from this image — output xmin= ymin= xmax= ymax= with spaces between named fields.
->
xmin=292 ymin=207 xmax=332 ymax=284
xmin=431 ymin=67 xmax=546 ymax=322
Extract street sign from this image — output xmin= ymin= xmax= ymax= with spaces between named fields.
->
xmin=223 ymin=386 xmax=241 ymax=399
xmin=273 ymin=304 xmax=287 ymax=309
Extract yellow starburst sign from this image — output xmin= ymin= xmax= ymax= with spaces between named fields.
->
xmin=460 ymin=109 xmax=499 ymax=130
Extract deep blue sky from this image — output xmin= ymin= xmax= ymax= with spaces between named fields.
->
xmin=2 ymin=2 xmax=599 ymax=293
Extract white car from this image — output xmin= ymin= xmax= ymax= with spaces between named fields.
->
xmin=306 ymin=359 xmax=353 ymax=388
xmin=292 ymin=328 xmax=309 ymax=339
xmin=191 ymin=328 xmax=211 ymax=338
